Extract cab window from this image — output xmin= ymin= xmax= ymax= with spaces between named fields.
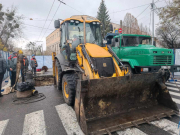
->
xmin=114 ymin=38 xmax=119 ymax=47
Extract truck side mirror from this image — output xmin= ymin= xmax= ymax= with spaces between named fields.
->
xmin=54 ymin=20 xmax=60 ymax=28
xmin=153 ymin=41 xmax=156 ymax=46
xmin=109 ymin=24 xmax=113 ymax=32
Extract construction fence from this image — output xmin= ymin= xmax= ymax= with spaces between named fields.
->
xmin=27 ymin=55 xmax=52 ymax=69
xmin=0 ymin=50 xmax=52 ymax=81
xmin=175 ymin=49 xmax=180 ymax=75
xmin=0 ymin=51 xmax=10 ymax=81
xmin=1 ymin=49 xmax=180 ymax=80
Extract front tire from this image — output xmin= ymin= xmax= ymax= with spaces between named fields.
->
xmin=124 ymin=63 xmax=133 ymax=76
xmin=62 ymin=73 xmax=77 ymax=106
xmin=55 ymin=60 xmax=62 ymax=90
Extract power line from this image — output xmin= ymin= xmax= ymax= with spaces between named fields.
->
xmin=110 ymin=0 xmax=166 ymax=14
xmin=155 ymin=0 xmax=167 ymax=3
xmin=138 ymin=11 xmax=151 ymax=22
xmin=22 ymin=23 xmax=54 ymax=30
xmin=109 ymin=3 xmax=150 ymax=14
xmin=37 ymin=0 xmax=56 ymax=41
xmin=25 ymin=19 xmax=52 ymax=21
xmin=65 ymin=4 xmax=84 ymax=15
xmin=136 ymin=4 xmax=150 ymax=18
xmin=40 ymin=2 xmax=62 ymax=40
xmin=57 ymin=0 xmax=84 ymax=14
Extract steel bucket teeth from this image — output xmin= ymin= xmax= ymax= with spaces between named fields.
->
xmin=75 ymin=73 xmax=178 ymax=135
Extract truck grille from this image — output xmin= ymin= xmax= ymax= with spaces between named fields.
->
xmin=152 ymin=56 xmax=172 ymax=65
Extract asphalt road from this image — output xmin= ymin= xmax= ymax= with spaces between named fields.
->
xmin=0 ymin=86 xmax=67 ymax=135
xmin=0 ymin=81 xmax=180 ymax=135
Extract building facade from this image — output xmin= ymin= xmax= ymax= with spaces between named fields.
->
xmin=46 ymin=22 xmax=151 ymax=54
xmin=46 ymin=28 xmax=60 ymax=54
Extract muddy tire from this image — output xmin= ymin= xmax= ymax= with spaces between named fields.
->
xmin=62 ymin=73 xmax=78 ymax=106
xmin=55 ymin=60 xmax=62 ymax=90
xmin=124 ymin=63 xmax=133 ymax=76
xmin=165 ymin=71 xmax=170 ymax=82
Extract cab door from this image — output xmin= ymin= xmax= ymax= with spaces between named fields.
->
xmin=111 ymin=37 xmax=120 ymax=58
xmin=119 ymin=36 xmax=125 ymax=59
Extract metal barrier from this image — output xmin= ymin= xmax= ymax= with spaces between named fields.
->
xmin=0 ymin=50 xmax=10 ymax=81
xmin=175 ymin=49 xmax=180 ymax=75
xmin=0 ymin=51 xmax=52 ymax=81
xmin=27 ymin=55 xmax=52 ymax=70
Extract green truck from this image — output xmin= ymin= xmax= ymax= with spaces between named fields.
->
xmin=105 ymin=33 xmax=180 ymax=75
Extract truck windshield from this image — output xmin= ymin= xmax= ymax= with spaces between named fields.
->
xmin=68 ymin=22 xmax=102 ymax=49
xmin=122 ymin=36 xmax=151 ymax=46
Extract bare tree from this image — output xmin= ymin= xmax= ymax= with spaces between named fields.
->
xmin=156 ymin=23 xmax=180 ymax=48
xmin=0 ymin=4 xmax=23 ymax=50
xmin=158 ymin=0 xmax=180 ymax=26
xmin=26 ymin=42 xmax=42 ymax=55
xmin=123 ymin=13 xmax=140 ymax=34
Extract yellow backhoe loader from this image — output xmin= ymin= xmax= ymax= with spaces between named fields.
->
xmin=53 ymin=15 xmax=178 ymax=135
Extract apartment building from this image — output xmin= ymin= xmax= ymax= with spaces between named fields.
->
xmin=46 ymin=28 xmax=60 ymax=54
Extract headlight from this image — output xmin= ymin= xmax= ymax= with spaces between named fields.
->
xmin=168 ymin=51 xmax=171 ymax=53
xmin=141 ymin=68 xmax=149 ymax=72
xmin=153 ymin=51 xmax=157 ymax=53
xmin=177 ymin=67 xmax=180 ymax=71
xmin=161 ymin=66 xmax=171 ymax=69
xmin=92 ymin=22 xmax=96 ymax=24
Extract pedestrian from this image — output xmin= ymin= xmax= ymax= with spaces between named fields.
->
xmin=31 ymin=54 xmax=38 ymax=76
xmin=7 ymin=54 xmax=12 ymax=80
xmin=10 ymin=52 xmax=17 ymax=90
xmin=0 ymin=52 xmax=7 ymax=97
xmin=23 ymin=55 xmax=29 ymax=71
xmin=22 ymin=55 xmax=29 ymax=81
xmin=18 ymin=50 xmax=25 ymax=82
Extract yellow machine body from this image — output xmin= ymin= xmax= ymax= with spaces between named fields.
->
xmin=53 ymin=15 xmax=178 ymax=135
xmin=76 ymin=43 xmax=126 ymax=79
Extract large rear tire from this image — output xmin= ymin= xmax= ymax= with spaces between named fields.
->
xmin=124 ymin=63 xmax=133 ymax=76
xmin=62 ymin=73 xmax=78 ymax=106
xmin=55 ymin=60 xmax=62 ymax=90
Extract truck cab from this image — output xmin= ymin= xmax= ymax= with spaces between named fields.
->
xmin=105 ymin=33 xmax=180 ymax=74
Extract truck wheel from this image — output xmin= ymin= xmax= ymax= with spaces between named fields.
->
xmin=165 ymin=72 xmax=170 ymax=81
xmin=55 ymin=60 xmax=62 ymax=90
xmin=62 ymin=73 xmax=78 ymax=106
xmin=124 ymin=64 xmax=133 ymax=76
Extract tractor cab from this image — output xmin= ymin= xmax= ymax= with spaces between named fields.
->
xmin=54 ymin=16 xmax=103 ymax=61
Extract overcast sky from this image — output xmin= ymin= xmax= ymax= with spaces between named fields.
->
xmin=1 ymin=0 xmax=167 ymax=50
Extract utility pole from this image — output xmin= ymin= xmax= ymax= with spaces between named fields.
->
xmin=151 ymin=0 xmax=154 ymax=45
xmin=120 ymin=20 xmax=122 ymax=33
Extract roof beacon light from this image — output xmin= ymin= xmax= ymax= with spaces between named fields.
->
xmin=70 ymin=20 xmax=74 ymax=23
xmin=75 ymin=20 xmax=79 ymax=24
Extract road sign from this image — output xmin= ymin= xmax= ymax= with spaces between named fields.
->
xmin=114 ymin=29 xmax=118 ymax=33
xmin=119 ymin=28 xmax=122 ymax=33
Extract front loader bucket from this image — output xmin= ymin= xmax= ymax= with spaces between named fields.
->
xmin=74 ymin=73 xmax=179 ymax=135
